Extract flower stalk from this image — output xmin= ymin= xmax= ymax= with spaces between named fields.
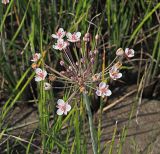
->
xmin=83 ymin=93 xmax=97 ymax=154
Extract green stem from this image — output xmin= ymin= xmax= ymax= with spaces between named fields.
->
xmin=83 ymin=93 xmax=97 ymax=154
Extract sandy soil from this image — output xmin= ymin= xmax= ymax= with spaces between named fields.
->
xmin=1 ymin=86 xmax=160 ymax=154
xmin=96 ymin=98 xmax=160 ymax=154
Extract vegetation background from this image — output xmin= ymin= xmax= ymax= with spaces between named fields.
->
xmin=0 ymin=0 xmax=160 ymax=153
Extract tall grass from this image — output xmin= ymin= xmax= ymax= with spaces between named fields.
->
xmin=0 ymin=0 xmax=159 ymax=153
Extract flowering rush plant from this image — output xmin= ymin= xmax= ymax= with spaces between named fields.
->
xmin=31 ymin=27 xmax=134 ymax=116
xmin=31 ymin=27 xmax=134 ymax=153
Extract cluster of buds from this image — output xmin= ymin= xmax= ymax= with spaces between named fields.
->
xmin=32 ymin=27 xmax=134 ymax=115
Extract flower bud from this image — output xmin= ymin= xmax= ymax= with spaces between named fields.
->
xmin=69 ymin=66 xmax=72 ymax=71
xmin=44 ymin=82 xmax=52 ymax=90
xmin=60 ymin=71 xmax=65 ymax=74
xmin=116 ymin=48 xmax=124 ymax=56
xmin=80 ymin=86 xmax=85 ymax=92
xmin=92 ymin=73 xmax=100 ymax=81
xmin=95 ymin=34 xmax=100 ymax=40
xmin=31 ymin=63 xmax=37 ymax=69
xmin=76 ymin=62 xmax=79 ymax=66
xmin=114 ymin=61 xmax=122 ymax=69
xmin=60 ymin=60 xmax=64 ymax=66
xmin=84 ymin=33 xmax=90 ymax=38
xmin=94 ymin=49 xmax=98 ymax=54
xmin=83 ymin=33 xmax=90 ymax=42
xmin=83 ymin=37 xmax=90 ymax=42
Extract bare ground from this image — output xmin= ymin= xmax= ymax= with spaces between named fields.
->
xmin=1 ymin=85 xmax=160 ymax=154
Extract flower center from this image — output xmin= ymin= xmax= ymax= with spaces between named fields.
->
xmin=100 ymin=87 xmax=107 ymax=93
xmin=33 ymin=55 xmax=38 ymax=60
xmin=111 ymin=71 xmax=118 ymax=76
xmin=59 ymin=104 xmax=66 ymax=111
xmin=38 ymin=72 xmax=44 ymax=79
xmin=128 ymin=49 xmax=132 ymax=55
xmin=58 ymin=43 xmax=63 ymax=48
xmin=57 ymin=32 xmax=62 ymax=37
xmin=72 ymin=34 xmax=77 ymax=40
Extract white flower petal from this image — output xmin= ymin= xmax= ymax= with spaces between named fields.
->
xmin=57 ymin=99 xmax=65 ymax=106
xmin=57 ymin=109 xmax=64 ymax=115
xmin=64 ymin=111 xmax=68 ymax=115
xmin=99 ymin=82 xmax=106 ymax=89
xmin=58 ymin=28 xmax=64 ymax=33
xmin=51 ymin=34 xmax=58 ymax=39
xmin=63 ymin=42 xmax=68 ymax=49
xmin=57 ymin=39 xmax=64 ymax=44
xmin=43 ymin=70 xmax=47 ymax=79
xmin=125 ymin=48 xmax=129 ymax=54
xmin=104 ymin=89 xmax=112 ymax=96
xmin=128 ymin=49 xmax=134 ymax=57
xmin=66 ymin=32 xmax=72 ymax=39
xmin=66 ymin=104 xmax=71 ymax=112
xmin=116 ymin=73 xmax=122 ymax=79
xmin=76 ymin=32 xmax=81 ymax=38
xmin=96 ymin=90 xmax=102 ymax=96
xmin=35 ymin=68 xmax=42 ymax=74
xmin=53 ymin=45 xmax=59 ymax=50
xmin=109 ymin=73 xmax=115 ymax=80
xmin=67 ymin=39 xmax=75 ymax=42
xmin=110 ymin=73 xmax=118 ymax=80
xmin=35 ymin=76 xmax=42 ymax=82
xmin=37 ymin=53 xmax=41 ymax=59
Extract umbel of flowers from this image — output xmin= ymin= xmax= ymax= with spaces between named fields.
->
xmin=31 ymin=28 xmax=134 ymax=116
xmin=31 ymin=28 xmax=134 ymax=154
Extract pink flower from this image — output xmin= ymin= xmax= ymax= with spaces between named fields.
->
xmin=31 ymin=53 xmax=41 ymax=62
xmin=2 ymin=0 xmax=9 ymax=5
xmin=35 ymin=68 xmax=47 ymax=82
xmin=109 ymin=66 xmax=122 ymax=80
xmin=52 ymin=39 xmax=68 ymax=50
xmin=125 ymin=48 xmax=134 ymax=58
xmin=96 ymin=82 xmax=112 ymax=98
xmin=56 ymin=99 xmax=71 ymax=115
xmin=51 ymin=28 xmax=66 ymax=39
xmin=66 ymin=32 xmax=81 ymax=42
